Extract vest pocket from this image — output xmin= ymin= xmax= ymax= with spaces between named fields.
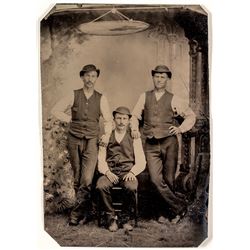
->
xmin=72 ymin=106 xmax=78 ymax=112
xmin=71 ymin=106 xmax=79 ymax=120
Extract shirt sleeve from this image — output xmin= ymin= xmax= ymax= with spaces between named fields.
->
xmin=100 ymin=95 xmax=113 ymax=136
xmin=172 ymin=95 xmax=196 ymax=133
xmin=130 ymin=138 xmax=146 ymax=176
xmin=130 ymin=93 xmax=146 ymax=131
xmin=50 ymin=93 xmax=74 ymax=123
xmin=97 ymin=146 xmax=110 ymax=175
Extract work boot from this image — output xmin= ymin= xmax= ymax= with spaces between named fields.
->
xmin=79 ymin=215 xmax=89 ymax=225
xmin=157 ymin=215 xmax=169 ymax=224
xmin=69 ymin=217 xmax=79 ymax=226
xmin=171 ymin=208 xmax=187 ymax=224
xmin=107 ymin=215 xmax=118 ymax=232
xmin=123 ymin=221 xmax=133 ymax=231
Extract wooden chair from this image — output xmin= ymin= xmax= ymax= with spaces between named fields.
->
xmin=97 ymin=185 xmax=138 ymax=228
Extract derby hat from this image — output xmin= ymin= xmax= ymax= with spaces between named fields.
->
xmin=112 ymin=106 xmax=132 ymax=118
xmin=80 ymin=64 xmax=100 ymax=77
xmin=151 ymin=65 xmax=172 ymax=79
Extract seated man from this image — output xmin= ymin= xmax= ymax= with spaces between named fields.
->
xmin=96 ymin=106 xmax=146 ymax=232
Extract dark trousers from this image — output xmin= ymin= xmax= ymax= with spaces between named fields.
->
xmin=96 ymin=175 xmax=138 ymax=218
xmin=67 ymin=133 xmax=98 ymax=220
xmin=145 ymin=136 xmax=186 ymax=215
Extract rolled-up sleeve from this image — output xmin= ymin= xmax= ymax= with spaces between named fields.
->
xmin=97 ymin=146 xmax=110 ymax=175
xmin=100 ymin=95 xmax=113 ymax=136
xmin=131 ymin=93 xmax=146 ymax=131
xmin=130 ymin=138 xmax=146 ymax=176
xmin=172 ymin=95 xmax=196 ymax=133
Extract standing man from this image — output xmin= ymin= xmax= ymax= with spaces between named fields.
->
xmin=131 ymin=65 xmax=196 ymax=223
xmin=96 ymin=107 xmax=146 ymax=232
xmin=51 ymin=64 xmax=112 ymax=225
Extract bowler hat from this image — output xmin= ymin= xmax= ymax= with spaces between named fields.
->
xmin=151 ymin=65 xmax=172 ymax=79
xmin=80 ymin=64 xmax=100 ymax=77
xmin=112 ymin=106 xmax=132 ymax=118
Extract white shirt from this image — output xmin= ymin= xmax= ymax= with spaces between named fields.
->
xmin=51 ymin=89 xmax=113 ymax=135
xmin=131 ymin=91 xmax=196 ymax=133
xmin=97 ymin=130 xmax=146 ymax=176
xmin=114 ymin=130 xmax=126 ymax=144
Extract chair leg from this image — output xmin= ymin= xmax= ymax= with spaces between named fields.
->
xmin=134 ymin=191 xmax=138 ymax=227
xmin=98 ymin=212 xmax=101 ymax=227
xmin=97 ymin=193 xmax=102 ymax=227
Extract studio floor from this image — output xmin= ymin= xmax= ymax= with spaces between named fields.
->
xmin=44 ymin=212 xmax=208 ymax=247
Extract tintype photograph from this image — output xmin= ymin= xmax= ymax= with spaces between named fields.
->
xmin=40 ymin=3 xmax=210 ymax=247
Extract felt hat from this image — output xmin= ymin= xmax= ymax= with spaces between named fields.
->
xmin=151 ymin=65 xmax=172 ymax=79
xmin=80 ymin=64 xmax=100 ymax=77
xmin=112 ymin=106 xmax=132 ymax=118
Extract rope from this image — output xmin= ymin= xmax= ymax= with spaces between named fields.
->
xmin=89 ymin=9 xmax=112 ymax=23
xmin=115 ymin=10 xmax=131 ymax=21
xmin=89 ymin=8 xmax=131 ymax=23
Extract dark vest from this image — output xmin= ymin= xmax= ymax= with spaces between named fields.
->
xmin=106 ymin=130 xmax=135 ymax=176
xmin=143 ymin=90 xmax=175 ymax=139
xmin=69 ymin=89 xmax=102 ymax=139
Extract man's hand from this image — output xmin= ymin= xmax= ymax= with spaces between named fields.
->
xmin=123 ymin=172 xmax=136 ymax=181
xmin=100 ymin=134 xmax=110 ymax=147
xmin=106 ymin=170 xmax=119 ymax=184
xmin=169 ymin=126 xmax=182 ymax=135
xmin=131 ymin=130 xmax=141 ymax=139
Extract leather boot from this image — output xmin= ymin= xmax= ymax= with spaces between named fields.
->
xmin=107 ymin=215 xmax=118 ymax=232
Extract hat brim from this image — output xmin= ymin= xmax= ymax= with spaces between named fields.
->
xmin=151 ymin=70 xmax=172 ymax=79
xmin=80 ymin=69 xmax=100 ymax=77
xmin=113 ymin=111 xmax=132 ymax=118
